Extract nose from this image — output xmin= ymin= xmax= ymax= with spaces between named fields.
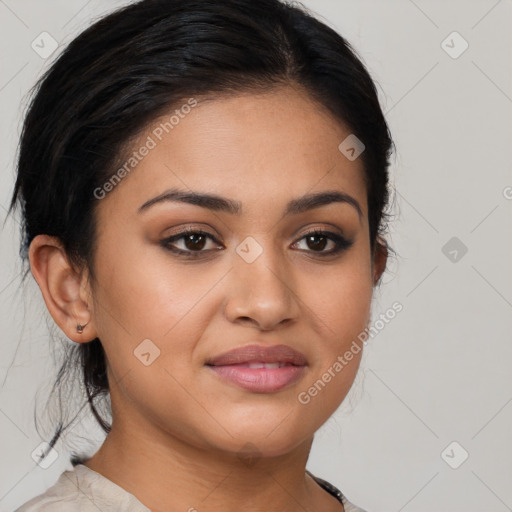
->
xmin=223 ymin=239 xmax=300 ymax=331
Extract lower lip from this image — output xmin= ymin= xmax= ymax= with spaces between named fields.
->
xmin=207 ymin=364 xmax=306 ymax=393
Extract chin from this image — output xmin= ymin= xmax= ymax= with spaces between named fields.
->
xmin=207 ymin=420 xmax=313 ymax=461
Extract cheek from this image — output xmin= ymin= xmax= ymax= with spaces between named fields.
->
xmin=302 ymin=254 xmax=373 ymax=339
xmin=291 ymin=269 xmax=371 ymax=426
xmin=89 ymin=240 xmax=229 ymax=416
xmin=90 ymin=246 xmax=214 ymax=436
xmin=92 ymin=237 xmax=219 ymax=341
xmin=325 ymin=274 xmax=373 ymax=339
xmin=302 ymin=275 xmax=370 ymax=394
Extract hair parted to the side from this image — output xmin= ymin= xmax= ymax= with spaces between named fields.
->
xmin=8 ymin=0 xmax=395 ymax=461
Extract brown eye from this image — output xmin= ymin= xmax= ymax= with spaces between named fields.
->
xmin=183 ymin=232 xmax=208 ymax=251
xmin=161 ymin=228 xmax=221 ymax=257
xmin=293 ymin=229 xmax=353 ymax=255
xmin=304 ymin=233 xmax=328 ymax=251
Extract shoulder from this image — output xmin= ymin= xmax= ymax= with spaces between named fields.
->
xmin=14 ymin=466 xmax=85 ymax=512
xmin=14 ymin=464 xmax=150 ymax=512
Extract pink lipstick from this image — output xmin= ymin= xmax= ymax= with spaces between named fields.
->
xmin=205 ymin=344 xmax=307 ymax=393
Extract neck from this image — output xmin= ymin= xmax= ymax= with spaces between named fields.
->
xmin=83 ymin=414 xmax=341 ymax=512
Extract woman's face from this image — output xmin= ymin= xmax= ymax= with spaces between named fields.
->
xmin=87 ymin=85 xmax=384 ymax=458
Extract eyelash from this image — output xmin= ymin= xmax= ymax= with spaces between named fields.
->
xmin=160 ymin=227 xmax=353 ymax=259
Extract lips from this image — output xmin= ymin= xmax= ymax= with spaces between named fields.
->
xmin=205 ymin=344 xmax=307 ymax=393
xmin=205 ymin=344 xmax=308 ymax=367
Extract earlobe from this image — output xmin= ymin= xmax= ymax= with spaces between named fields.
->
xmin=28 ymin=234 xmax=97 ymax=343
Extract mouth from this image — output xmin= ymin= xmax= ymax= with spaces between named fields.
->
xmin=205 ymin=344 xmax=307 ymax=393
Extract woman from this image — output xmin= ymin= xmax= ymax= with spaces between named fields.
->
xmin=10 ymin=0 xmax=394 ymax=510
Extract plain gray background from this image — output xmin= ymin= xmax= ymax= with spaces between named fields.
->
xmin=1 ymin=1 xmax=511 ymax=511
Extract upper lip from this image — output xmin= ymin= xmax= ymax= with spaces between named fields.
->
xmin=205 ymin=344 xmax=307 ymax=366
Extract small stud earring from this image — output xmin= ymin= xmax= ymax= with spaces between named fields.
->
xmin=76 ymin=322 xmax=89 ymax=334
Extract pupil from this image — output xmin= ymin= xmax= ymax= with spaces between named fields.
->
xmin=185 ymin=233 xmax=206 ymax=250
xmin=308 ymin=234 xmax=326 ymax=251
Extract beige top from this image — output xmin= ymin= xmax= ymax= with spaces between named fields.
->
xmin=15 ymin=463 xmax=366 ymax=511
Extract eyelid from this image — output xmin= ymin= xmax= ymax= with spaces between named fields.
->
xmin=162 ymin=227 xmax=222 ymax=245
xmin=296 ymin=224 xmax=346 ymax=239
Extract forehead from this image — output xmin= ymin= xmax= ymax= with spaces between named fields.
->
xmin=98 ymin=85 xmax=368 ymax=219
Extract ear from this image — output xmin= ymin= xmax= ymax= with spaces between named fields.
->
xmin=372 ymin=238 xmax=388 ymax=286
xmin=28 ymin=234 xmax=98 ymax=343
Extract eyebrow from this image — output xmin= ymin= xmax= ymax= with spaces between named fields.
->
xmin=138 ymin=188 xmax=362 ymax=220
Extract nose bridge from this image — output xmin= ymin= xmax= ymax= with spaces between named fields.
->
xmin=224 ymin=235 xmax=299 ymax=328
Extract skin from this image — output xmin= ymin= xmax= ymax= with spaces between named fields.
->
xmin=29 ymin=84 xmax=387 ymax=512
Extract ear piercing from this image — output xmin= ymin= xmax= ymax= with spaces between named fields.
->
xmin=76 ymin=322 xmax=89 ymax=334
